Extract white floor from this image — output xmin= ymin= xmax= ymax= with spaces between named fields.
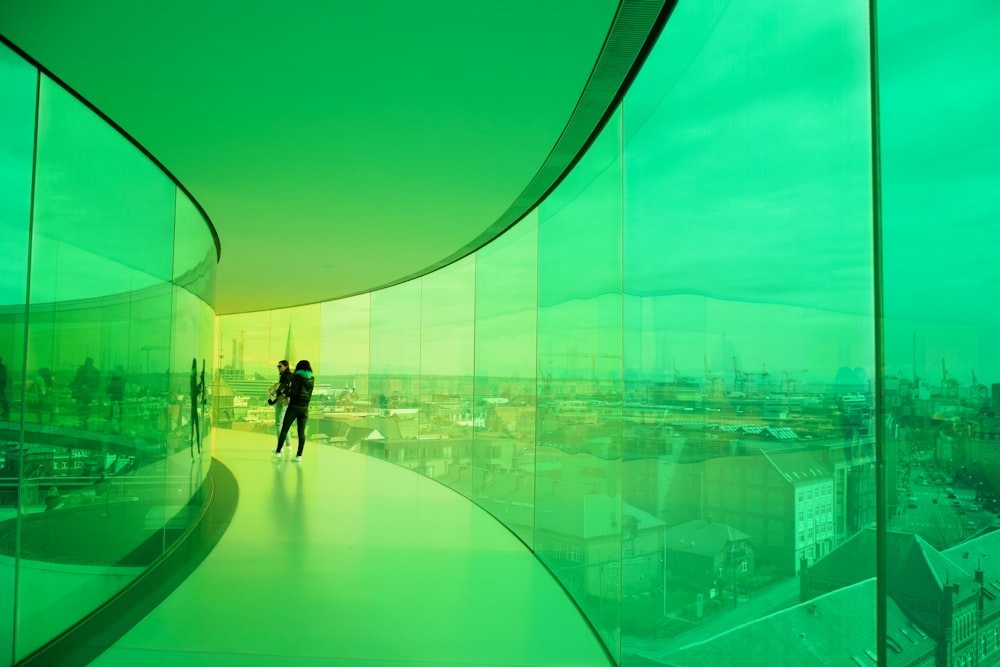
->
xmin=90 ymin=429 xmax=613 ymax=667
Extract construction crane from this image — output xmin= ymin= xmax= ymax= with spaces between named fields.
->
xmin=972 ymin=369 xmax=988 ymax=400
xmin=742 ymin=361 xmax=770 ymax=395
xmin=941 ymin=358 xmax=959 ymax=397
xmin=732 ymin=356 xmax=747 ymax=394
xmin=780 ymin=369 xmax=809 ymax=394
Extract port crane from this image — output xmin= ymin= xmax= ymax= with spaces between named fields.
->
xmin=732 ymin=356 xmax=748 ymax=394
xmin=972 ymin=369 xmax=988 ymax=401
xmin=941 ymin=358 xmax=960 ymax=397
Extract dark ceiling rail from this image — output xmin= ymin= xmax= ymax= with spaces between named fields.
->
xmin=359 ymin=0 xmax=678 ymax=297
xmin=0 ymin=33 xmax=223 ymax=263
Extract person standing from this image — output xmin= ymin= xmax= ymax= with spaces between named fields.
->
xmin=273 ymin=360 xmax=314 ymax=462
xmin=70 ymin=357 xmax=100 ymax=428
xmin=267 ymin=359 xmax=293 ymax=437
xmin=189 ymin=358 xmax=203 ymax=459
xmin=33 ymin=368 xmax=54 ymax=424
xmin=107 ymin=364 xmax=125 ymax=431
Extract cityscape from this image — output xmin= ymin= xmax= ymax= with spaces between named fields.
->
xmin=3 ymin=318 xmax=996 ymax=667
xmin=212 ymin=344 xmax=1000 ymax=666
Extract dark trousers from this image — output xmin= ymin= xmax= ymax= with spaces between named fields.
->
xmin=276 ymin=405 xmax=308 ymax=456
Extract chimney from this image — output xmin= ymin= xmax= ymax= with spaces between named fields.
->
xmin=976 ymin=567 xmax=986 ymax=616
xmin=941 ymin=583 xmax=957 ymax=653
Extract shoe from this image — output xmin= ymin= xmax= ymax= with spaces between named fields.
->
xmin=294 ymin=456 xmax=302 ymax=463
xmin=272 ymin=452 xmax=282 ymax=460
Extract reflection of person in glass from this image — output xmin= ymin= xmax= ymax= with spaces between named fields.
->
xmin=268 ymin=359 xmax=293 ymax=437
xmin=32 ymin=368 xmax=55 ymax=424
xmin=273 ymin=360 xmax=315 ymax=462
xmin=107 ymin=364 xmax=125 ymax=431
xmin=70 ymin=357 xmax=100 ymax=428
xmin=189 ymin=358 xmax=203 ymax=459
xmin=0 ymin=356 xmax=8 ymax=420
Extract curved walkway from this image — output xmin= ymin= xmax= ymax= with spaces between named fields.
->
xmin=90 ymin=429 xmax=613 ymax=667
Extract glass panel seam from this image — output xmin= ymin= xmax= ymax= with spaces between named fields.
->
xmin=869 ymin=0 xmax=887 ymax=663
xmin=11 ymin=64 xmax=43 ymax=667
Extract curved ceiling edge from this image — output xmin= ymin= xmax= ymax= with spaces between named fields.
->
xmin=224 ymin=0 xmax=677 ymax=315
xmin=0 ymin=34 xmax=223 ymax=263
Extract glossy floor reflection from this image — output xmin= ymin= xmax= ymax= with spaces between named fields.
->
xmin=90 ymin=429 xmax=612 ymax=667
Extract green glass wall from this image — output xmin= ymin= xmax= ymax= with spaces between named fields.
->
xmin=319 ymin=293 xmax=371 ymax=434
xmin=0 ymin=42 xmax=217 ymax=665
xmin=472 ymin=213 xmax=537 ymax=546
xmin=369 ymin=281 xmax=421 ymax=465
xmin=537 ymin=109 xmax=624 ymax=654
xmin=0 ymin=42 xmax=35 ymax=667
xmin=619 ymin=0 xmax=876 ymax=662
xmin=879 ymin=2 xmax=1000 ymax=665
xmin=419 ymin=258 xmax=475 ymax=496
xmin=214 ymin=1 xmax=998 ymax=664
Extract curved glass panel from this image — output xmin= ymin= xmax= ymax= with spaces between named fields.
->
xmin=0 ymin=45 xmax=217 ymax=663
xmin=419 ymin=257 xmax=475 ymax=496
xmin=473 ymin=213 xmax=538 ymax=546
xmin=173 ymin=192 xmax=216 ymax=308
xmin=369 ymin=281 xmax=421 ymax=466
xmin=0 ymin=41 xmax=36 ymax=666
xmin=17 ymin=77 xmax=178 ymax=658
xmin=620 ymin=0 xmax=874 ymax=662
xmin=879 ymin=2 xmax=1000 ymax=665
xmin=319 ymin=293 xmax=371 ymax=446
xmin=537 ymin=109 xmax=624 ymax=655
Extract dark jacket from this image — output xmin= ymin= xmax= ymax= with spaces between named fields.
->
xmin=268 ymin=369 xmax=294 ymax=406
xmin=285 ymin=370 xmax=315 ymax=410
xmin=277 ymin=369 xmax=294 ymax=397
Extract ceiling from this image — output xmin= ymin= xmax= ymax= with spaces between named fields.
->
xmin=0 ymin=1 xmax=652 ymax=314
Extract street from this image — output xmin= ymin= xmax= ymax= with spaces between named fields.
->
xmin=892 ymin=465 xmax=995 ymax=549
